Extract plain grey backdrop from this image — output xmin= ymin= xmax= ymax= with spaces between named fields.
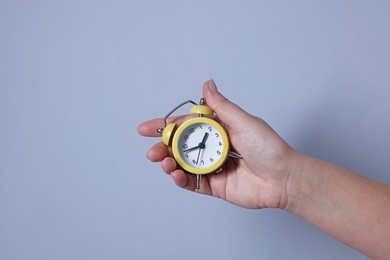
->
xmin=1 ymin=1 xmax=389 ymax=259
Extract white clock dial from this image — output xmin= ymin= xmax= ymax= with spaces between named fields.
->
xmin=178 ymin=122 xmax=225 ymax=169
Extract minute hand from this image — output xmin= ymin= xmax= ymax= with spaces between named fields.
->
xmin=196 ymin=132 xmax=209 ymax=165
xmin=183 ymin=145 xmax=201 ymax=153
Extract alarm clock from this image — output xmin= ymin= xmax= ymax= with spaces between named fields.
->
xmin=157 ymin=98 xmax=241 ymax=189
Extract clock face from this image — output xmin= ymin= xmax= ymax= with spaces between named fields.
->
xmin=177 ymin=122 xmax=225 ymax=170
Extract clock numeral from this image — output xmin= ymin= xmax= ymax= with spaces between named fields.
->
xmin=185 ymin=153 xmax=189 ymax=158
xmin=216 ymin=150 xmax=221 ymax=155
xmin=182 ymin=144 xmax=188 ymax=149
xmin=192 ymin=159 xmax=197 ymax=165
xmin=208 ymin=126 xmax=213 ymax=132
xmin=210 ymin=157 xmax=214 ymax=162
xmin=189 ymin=128 xmax=195 ymax=133
xmin=184 ymin=135 xmax=189 ymax=140
xmin=199 ymin=125 xmax=203 ymax=129
xmin=219 ymin=141 xmax=222 ymax=146
xmin=215 ymin=133 xmax=219 ymax=138
xmin=200 ymin=160 xmax=204 ymax=165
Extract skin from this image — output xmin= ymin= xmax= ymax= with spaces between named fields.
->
xmin=138 ymin=80 xmax=390 ymax=259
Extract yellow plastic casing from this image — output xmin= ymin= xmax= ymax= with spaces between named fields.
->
xmin=161 ymin=123 xmax=177 ymax=146
xmin=190 ymin=105 xmax=213 ymax=115
xmin=171 ymin=117 xmax=229 ymax=175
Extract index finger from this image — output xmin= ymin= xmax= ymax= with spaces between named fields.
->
xmin=137 ymin=115 xmax=191 ymax=137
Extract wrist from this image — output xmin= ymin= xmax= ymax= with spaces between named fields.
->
xmin=283 ymin=150 xmax=312 ymax=213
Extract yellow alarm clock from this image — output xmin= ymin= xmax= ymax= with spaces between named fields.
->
xmin=157 ymin=98 xmax=242 ymax=189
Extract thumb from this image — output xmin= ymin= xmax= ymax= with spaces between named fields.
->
xmin=202 ymin=80 xmax=251 ymax=130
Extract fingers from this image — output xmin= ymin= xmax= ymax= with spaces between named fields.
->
xmin=138 ymin=118 xmax=165 ymax=137
xmin=161 ymin=157 xmax=176 ymax=174
xmin=147 ymin=142 xmax=171 ymax=162
xmin=171 ymin=170 xmax=191 ymax=188
xmin=138 ymin=115 xmax=192 ymax=137
xmin=156 ymin=153 xmax=214 ymax=196
xmin=146 ymin=142 xmax=209 ymax=194
xmin=171 ymin=170 xmax=213 ymax=195
xmin=202 ymin=80 xmax=252 ymax=131
xmin=161 ymin=159 xmax=212 ymax=196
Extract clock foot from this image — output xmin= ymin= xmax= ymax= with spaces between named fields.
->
xmin=196 ymin=174 xmax=201 ymax=189
xmin=228 ymin=151 xmax=243 ymax=159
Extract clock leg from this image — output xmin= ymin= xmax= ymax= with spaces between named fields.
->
xmin=196 ymin=174 xmax=201 ymax=189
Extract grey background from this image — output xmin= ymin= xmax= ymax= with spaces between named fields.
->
xmin=1 ymin=1 xmax=389 ymax=259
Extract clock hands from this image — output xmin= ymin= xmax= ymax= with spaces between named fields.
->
xmin=196 ymin=132 xmax=208 ymax=165
xmin=182 ymin=132 xmax=209 ymax=165
xmin=182 ymin=132 xmax=209 ymax=153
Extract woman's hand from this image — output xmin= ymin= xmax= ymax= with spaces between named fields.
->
xmin=138 ymin=80 xmax=300 ymax=209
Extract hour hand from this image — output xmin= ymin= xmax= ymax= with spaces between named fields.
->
xmin=200 ymin=132 xmax=209 ymax=147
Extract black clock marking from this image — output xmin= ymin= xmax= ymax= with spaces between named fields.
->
xmin=178 ymin=122 xmax=225 ymax=169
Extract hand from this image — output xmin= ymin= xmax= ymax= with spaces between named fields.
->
xmin=138 ymin=80 xmax=300 ymax=209
xmin=139 ymin=80 xmax=390 ymax=258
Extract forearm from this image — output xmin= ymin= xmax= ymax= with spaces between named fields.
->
xmin=285 ymin=153 xmax=390 ymax=259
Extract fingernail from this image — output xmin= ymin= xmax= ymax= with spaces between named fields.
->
xmin=208 ymin=79 xmax=218 ymax=93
